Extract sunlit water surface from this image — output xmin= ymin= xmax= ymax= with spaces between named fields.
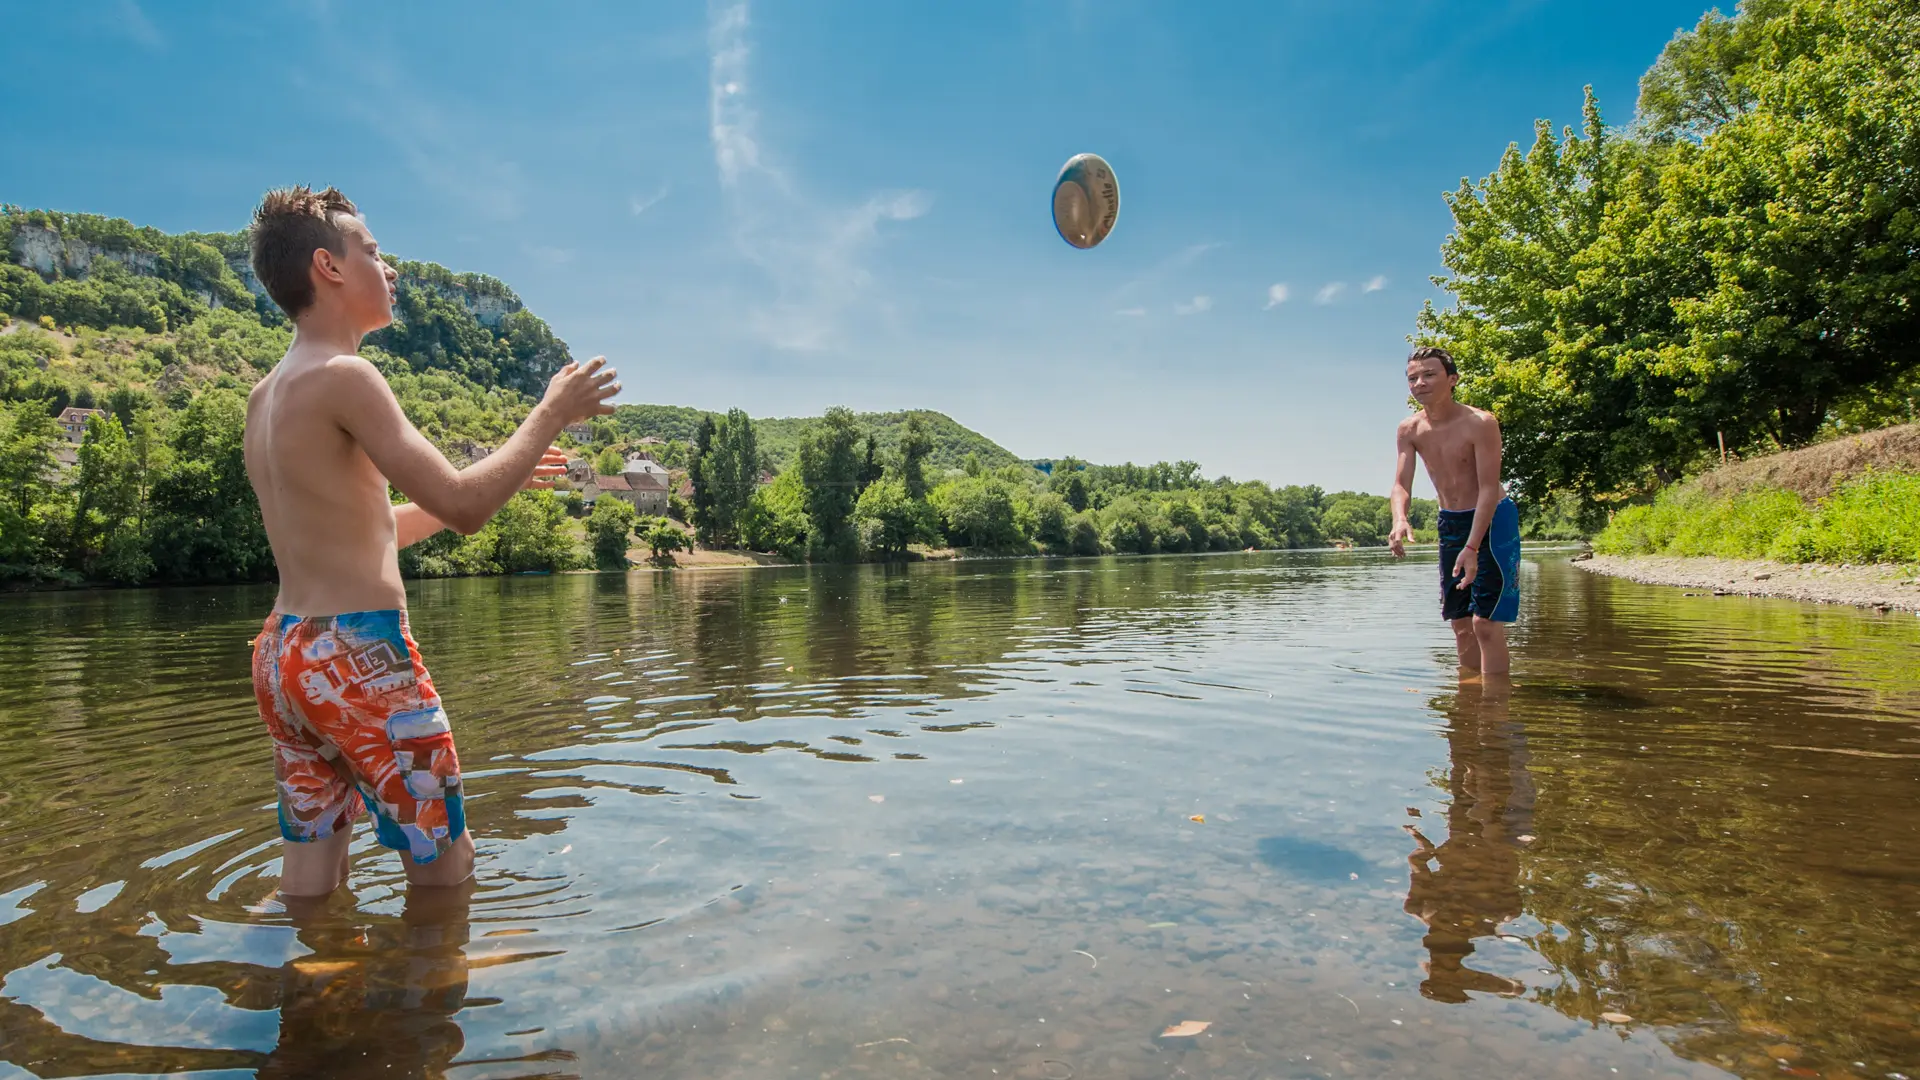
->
xmin=2 ymin=551 xmax=1917 ymax=1080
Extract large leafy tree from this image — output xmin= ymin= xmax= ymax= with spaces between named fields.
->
xmin=585 ymin=495 xmax=638 ymax=570
xmin=898 ymin=414 xmax=934 ymax=501
xmin=145 ymin=388 xmax=275 ymax=583
xmin=1419 ymin=0 xmax=1920 ymax=506
xmin=687 ymin=414 xmax=718 ymax=539
xmin=797 ymin=406 xmax=864 ymax=558
xmin=70 ymin=413 xmax=151 ymax=582
xmin=695 ymin=407 xmax=760 ymax=547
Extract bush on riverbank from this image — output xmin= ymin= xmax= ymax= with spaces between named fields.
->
xmin=1595 ymin=469 xmax=1920 ymax=565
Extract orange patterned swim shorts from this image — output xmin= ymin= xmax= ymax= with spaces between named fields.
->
xmin=251 ymin=609 xmax=465 ymax=864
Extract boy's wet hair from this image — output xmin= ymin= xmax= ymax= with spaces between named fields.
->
xmin=249 ymin=185 xmax=360 ymax=319
xmin=1407 ymin=345 xmax=1458 ymax=377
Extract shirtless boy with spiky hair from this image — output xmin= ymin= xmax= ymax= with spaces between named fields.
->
xmin=242 ymin=186 xmax=619 ymax=897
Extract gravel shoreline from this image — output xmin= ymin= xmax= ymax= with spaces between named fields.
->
xmin=1575 ymin=554 xmax=1920 ymax=612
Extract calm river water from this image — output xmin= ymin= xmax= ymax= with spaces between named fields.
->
xmin=1 ymin=551 xmax=1917 ymax=1080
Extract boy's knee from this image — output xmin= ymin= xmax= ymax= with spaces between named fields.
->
xmin=1471 ymin=616 xmax=1505 ymax=640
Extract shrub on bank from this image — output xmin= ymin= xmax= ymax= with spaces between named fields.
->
xmin=1595 ymin=469 xmax=1920 ymax=565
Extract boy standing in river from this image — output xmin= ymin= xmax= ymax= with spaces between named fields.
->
xmin=1387 ymin=345 xmax=1521 ymax=674
xmin=242 ymin=186 xmax=620 ymax=897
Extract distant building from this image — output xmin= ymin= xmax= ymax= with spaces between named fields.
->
xmin=622 ymin=457 xmax=671 ymax=516
xmin=57 ymin=407 xmax=105 ymax=446
xmin=563 ymin=421 xmax=594 ymax=443
xmin=588 ymin=473 xmax=633 ymax=506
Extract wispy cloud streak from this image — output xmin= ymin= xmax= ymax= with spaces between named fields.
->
xmin=709 ymin=1 xmax=929 ymax=351
xmin=1264 ymin=283 xmax=1289 ymax=309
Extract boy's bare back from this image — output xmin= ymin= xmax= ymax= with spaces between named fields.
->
xmin=241 ymin=210 xmax=616 ymax=618
xmin=246 ymin=350 xmax=410 ymax=616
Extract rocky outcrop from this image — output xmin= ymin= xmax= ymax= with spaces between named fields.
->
xmin=11 ymin=222 xmax=160 ymax=279
xmin=9 ymin=218 xmax=521 ymax=329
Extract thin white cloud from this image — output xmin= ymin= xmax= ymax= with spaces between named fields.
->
xmin=1115 ymin=307 xmax=1147 ymax=317
xmin=115 ymin=0 xmax=164 ymax=50
xmin=1315 ymin=282 xmax=1346 ymax=305
xmin=526 ymin=245 xmax=576 ymax=267
xmin=1110 ymin=241 xmax=1222 ymax=305
xmin=709 ymin=0 xmax=928 ymax=351
xmin=1264 ymin=283 xmax=1290 ymax=310
xmin=1175 ymin=295 xmax=1213 ymax=316
xmin=1362 ymin=275 xmax=1388 ymax=293
xmin=630 ymin=186 xmax=671 ymax=217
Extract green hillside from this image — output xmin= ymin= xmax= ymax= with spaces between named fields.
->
xmin=612 ymin=404 xmax=1023 ymax=476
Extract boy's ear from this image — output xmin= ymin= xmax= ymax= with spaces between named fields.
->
xmin=311 ymin=246 xmax=345 ymax=286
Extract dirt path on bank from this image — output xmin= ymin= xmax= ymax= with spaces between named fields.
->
xmin=1576 ymin=554 xmax=1920 ymax=613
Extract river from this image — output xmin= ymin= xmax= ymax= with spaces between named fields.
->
xmin=1 ymin=551 xmax=1916 ymax=1079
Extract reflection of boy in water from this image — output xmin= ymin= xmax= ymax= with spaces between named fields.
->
xmin=1402 ymin=674 xmax=1536 ymax=1003
xmin=259 ymin=884 xmax=473 ymax=1080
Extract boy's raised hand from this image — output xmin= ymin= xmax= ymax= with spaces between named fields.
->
xmin=543 ymin=356 xmax=621 ymax=423
xmin=523 ymin=447 xmax=571 ymax=489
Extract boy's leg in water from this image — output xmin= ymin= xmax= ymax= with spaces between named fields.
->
xmin=1472 ymin=617 xmax=1510 ymax=675
xmin=403 ymin=831 xmax=475 ymax=888
xmin=1451 ymin=617 xmax=1481 ymax=670
xmin=278 ymin=827 xmax=354 ymax=898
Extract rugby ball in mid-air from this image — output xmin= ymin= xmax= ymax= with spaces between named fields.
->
xmin=1052 ymin=153 xmax=1120 ymax=249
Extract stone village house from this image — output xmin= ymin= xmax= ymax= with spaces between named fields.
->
xmin=566 ymin=453 xmax=671 ymax=516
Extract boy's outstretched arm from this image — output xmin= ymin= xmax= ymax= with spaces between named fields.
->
xmin=335 ymin=356 xmax=619 ymax=535
xmin=392 ymin=447 xmax=569 ymax=547
xmin=1388 ymin=419 xmax=1418 ymax=558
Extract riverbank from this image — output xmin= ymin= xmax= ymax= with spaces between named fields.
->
xmin=1575 ymin=553 xmax=1920 ymax=612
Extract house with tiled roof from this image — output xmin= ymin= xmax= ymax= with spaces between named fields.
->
xmin=57 ymin=407 xmax=105 ymax=446
xmin=621 ymin=457 xmax=671 ymax=516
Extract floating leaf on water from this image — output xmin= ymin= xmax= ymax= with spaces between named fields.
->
xmin=1160 ymin=1020 xmax=1210 ymax=1037
xmin=950 ymin=779 xmax=963 ymax=784
xmin=1147 ymin=921 xmax=1177 ymax=928
xmin=868 ymin=795 xmax=884 ymax=803
xmin=1189 ymin=814 xmax=1205 ymax=823
xmin=1599 ymin=1012 xmax=1632 ymax=1024
xmin=1517 ymin=834 xmax=1536 ymax=843
xmin=1405 ymin=807 xmax=1421 ymax=817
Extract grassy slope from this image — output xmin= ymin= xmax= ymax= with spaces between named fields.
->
xmin=1595 ymin=424 xmax=1920 ymax=565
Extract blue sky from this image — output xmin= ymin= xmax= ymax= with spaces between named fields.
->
xmin=2 ymin=1 xmax=1711 ymax=495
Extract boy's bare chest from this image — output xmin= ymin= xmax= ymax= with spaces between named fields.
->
xmin=1413 ymin=426 xmax=1477 ymax=474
